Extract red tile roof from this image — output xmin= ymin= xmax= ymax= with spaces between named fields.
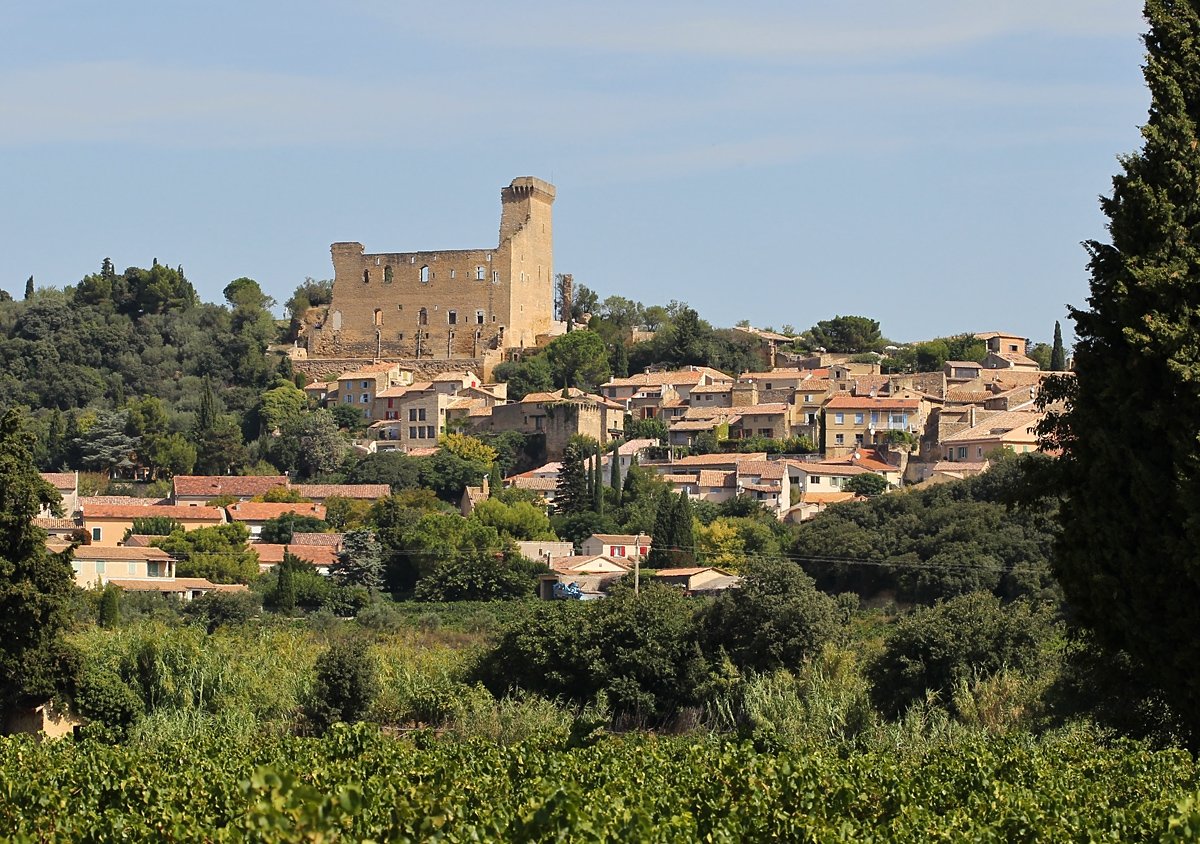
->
xmin=227 ymin=502 xmax=326 ymax=522
xmin=253 ymin=544 xmax=338 ymax=566
xmin=292 ymin=484 xmax=389 ymax=500
xmin=82 ymin=503 xmax=225 ymax=521
xmin=73 ymin=546 xmax=171 ymax=560
xmin=825 ymin=396 xmax=920 ymax=410
xmin=39 ymin=472 xmax=76 ymax=490
xmin=173 ymin=476 xmax=290 ymax=499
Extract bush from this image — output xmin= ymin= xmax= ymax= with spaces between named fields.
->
xmin=868 ymin=592 xmax=1054 ymax=718
xmin=183 ymin=590 xmax=262 ymax=633
xmin=699 ymin=558 xmax=840 ymax=672
xmin=306 ymin=637 xmax=380 ymax=732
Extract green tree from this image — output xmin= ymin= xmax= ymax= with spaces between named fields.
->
xmin=470 ymin=498 xmax=556 ymax=541
xmin=130 ymin=516 xmax=184 ymax=537
xmin=347 ymin=451 xmax=423 ymax=492
xmin=492 ymin=355 xmax=553 ymax=400
xmin=1038 ymin=0 xmax=1200 ymax=741
xmin=330 ymin=529 xmax=383 ymax=591
xmin=0 ymin=410 xmax=80 ymax=716
xmin=699 ymin=558 xmax=840 ymax=672
xmin=23 ymin=275 xmax=33 ymax=300
xmin=843 ymin=473 xmax=889 ymax=496
xmin=271 ymin=554 xmax=299 ymax=613
xmin=305 ymin=637 xmax=379 ymax=731
xmin=809 ymin=315 xmax=883 ymax=353
xmin=98 ymin=583 xmax=122 ymax=628
xmin=609 ymin=443 xmax=622 ymax=506
xmin=554 ymin=442 xmax=591 ymax=515
xmin=157 ymin=523 xmax=259 ymax=584
xmin=868 ymin=592 xmax=1053 ymax=718
xmin=544 ymin=330 xmax=611 ymax=389
xmin=1050 ymin=321 xmax=1066 ymax=371
xmin=413 ymin=550 xmax=541 ymax=601
xmin=259 ymin=513 xmax=329 ymax=544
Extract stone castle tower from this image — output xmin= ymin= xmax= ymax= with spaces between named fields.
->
xmin=308 ymin=176 xmax=556 ymax=360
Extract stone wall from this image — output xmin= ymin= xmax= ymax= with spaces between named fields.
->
xmin=309 ymin=177 xmax=556 ymax=360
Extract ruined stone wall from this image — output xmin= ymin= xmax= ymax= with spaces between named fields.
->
xmin=294 ymin=356 xmax=495 ymax=384
xmin=311 ymin=177 xmax=554 ymax=360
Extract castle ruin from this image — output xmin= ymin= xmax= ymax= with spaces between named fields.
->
xmin=307 ymin=177 xmax=557 ymax=361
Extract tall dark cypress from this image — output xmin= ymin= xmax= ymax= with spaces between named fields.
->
xmin=1042 ymin=0 xmax=1200 ymax=742
xmin=1050 ymin=321 xmax=1066 ymax=371
xmin=610 ymin=443 xmax=622 ymax=506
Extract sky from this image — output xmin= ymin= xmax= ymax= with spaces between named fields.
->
xmin=0 ymin=2 xmax=1150 ymax=344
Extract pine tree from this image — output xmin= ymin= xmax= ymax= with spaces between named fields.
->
xmin=1050 ymin=321 xmax=1066 ymax=371
xmin=1041 ymin=0 xmax=1200 ymax=741
xmin=0 ymin=410 xmax=79 ymax=715
xmin=330 ymin=530 xmax=384 ymax=591
xmin=23 ymin=276 xmax=33 ymax=300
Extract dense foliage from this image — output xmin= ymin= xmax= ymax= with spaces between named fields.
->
xmin=0 ymin=727 xmax=1197 ymax=841
xmin=1039 ymin=0 xmax=1200 ymax=744
xmin=793 ymin=455 xmax=1058 ymax=603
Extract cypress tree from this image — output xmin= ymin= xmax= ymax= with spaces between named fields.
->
xmin=671 ymin=491 xmax=695 ymax=567
xmin=0 ymin=410 xmax=79 ymax=715
xmin=23 ymin=275 xmax=33 ymax=300
xmin=1050 ymin=320 xmax=1066 ymax=371
xmin=1042 ymin=0 xmax=1200 ymax=741
xmin=622 ymin=453 xmax=639 ymax=503
xmin=610 ymin=443 xmax=622 ymax=506
xmin=98 ymin=584 xmax=121 ymax=628
xmin=554 ymin=442 xmax=589 ymax=515
xmin=593 ymin=443 xmax=604 ymax=514
xmin=196 ymin=378 xmax=217 ymax=433
xmin=647 ymin=490 xmax=676 ymax=568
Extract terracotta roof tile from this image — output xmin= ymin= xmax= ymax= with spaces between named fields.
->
xmin=82 ymin=503 xmax=225 ymax=520
xmin=73 ymin=546 xmax=171 ymax=560
xmin=39 ymin=473 xmax=76 ymax=490
xmin=173 ymin=476 xmax=290 ymax=499
xmin=292 ymin=484 xmax=389 ymax=500
xmin=227 ymin=502 xmax=326 ymax=522
xmin=825 ymin=396 xmax=920 ymax=410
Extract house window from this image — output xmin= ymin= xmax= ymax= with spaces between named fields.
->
xmin=612 ymin=545 xmax=626 ymax=557
xmin=409 ymin=408 xmax=417 ymax=421
xmin=855 ymin=413 xmax=864 ymax=425
xmin=448 ymin=310 xmax=457 ymax=325
xmin=834 ymin=413 xmax=844 ymax=424
xmin=855 ymin=434 xmax=864 ymax=444
xmin=344 ymin=395 xmax=352 ymax=404
xmin=804 ymin=394 xmax=812 ymax=403
xmin=95 ymin=560 xmax=106 ymax=575
xmin=957 ymin=446 xmax=968 ymax=459
xmin=766 ymin=383 xmax=772 ymax=390
xmin=361 ymin=394 xmax=369 ymax=403
xmin=835 ymin=434 xmax=844 ymax=445
xmin=409 ymin=426 xmax=417 ymax=439
xmin=476 ymin=266 xmax=485 ymax=280
xmin=148 ymin=561 xmax=161 ymax=577
xmin=426 ymin=425 xmax=436 ymax=438
xmin=418 ymin=408 xmax=427 ymax=421
xmin=387 ymin=398 xmax=394 ymax=408
xmin=361 ymin=381 xmax=369 ymax=389
xmin=420 ymin=266 xmax=430 ymax=283
xmin=91 ymin=527 xmax=102 ymax=542
xmin=811 ymin=476 xmax=822 ymax=484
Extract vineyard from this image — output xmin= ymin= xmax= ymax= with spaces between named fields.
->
xmin=2 ymin=726 xmax=1199 ymax=842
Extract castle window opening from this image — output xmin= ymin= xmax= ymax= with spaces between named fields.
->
xmin=448 ymin=310 xmax=457 ymax=325
xmin=420 ymin=266 xmax=430 ymax=284
xmin=375 ymin=257 xmax=381 ymax=266
xmin=450 ymin=269 xmax=456 ymax=279
xmin=418 ymin=308 xmax=428 ymax=325
xmin=373 ymin=309 xmax=383 ymax=326
xmin=476 ymin=310 xmax=485 ymax=324
xmin=362 ymin=269 xmax=370 ymax=284
xmin=492 ymin=271 xmax=500 ymax=284
xmin=383 ymin=266 xmax=393 ymax=283
xmin=486 ymin=253 xmax=491 ymax=262
xmin=476 ymin=266 xmax=485 ymax=280
xmin=410 ymin=256 xmax=415 ymax=264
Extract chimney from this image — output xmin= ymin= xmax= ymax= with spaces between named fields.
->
xmin=968 ymin=405 xmax=977 ymax=427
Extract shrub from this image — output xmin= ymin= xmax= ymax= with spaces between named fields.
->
xmin=699 ymin=558 xmax=840 ymax=672
xmin=868 ymin=592 xmax=1054 ymax=718
xmin=306 ymin=637 xmax=380 ymax=732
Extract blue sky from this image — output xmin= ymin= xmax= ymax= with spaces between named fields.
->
xmin=1 ymin=2 xmax=1148 ymax=344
